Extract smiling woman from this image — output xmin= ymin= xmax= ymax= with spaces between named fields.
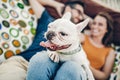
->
xmin=81 ymin=0 xmax=120 ymax=46
xmin=90 ymin=12 xmax=113 ymax=47
xmin=81 ymin=12 xmax=116 ymax=80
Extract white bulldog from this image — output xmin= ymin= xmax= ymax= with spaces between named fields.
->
xmin=40 ymin=12 xmax=94 ymax=80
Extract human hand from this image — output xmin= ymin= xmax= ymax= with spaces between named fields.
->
xmin=48 ymin=52 xmax=59 ymax=63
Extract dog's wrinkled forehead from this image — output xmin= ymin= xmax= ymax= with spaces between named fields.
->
xmin=48 ymin=12 xmax=90 ymax=32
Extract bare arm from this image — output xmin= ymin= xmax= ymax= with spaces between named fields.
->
xmin=37 ymin=0 xmax=64 ymax=9
xmin=29 ymin=0 xmax=64 ymax=19
xmin=90 ymin=50 xmax=116 ymax=80
xmin=29 ymin=0 xmax=45 ymax=19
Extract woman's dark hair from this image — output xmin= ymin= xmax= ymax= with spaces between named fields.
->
xmin=97 ymin=12 xmax=114 ymax=47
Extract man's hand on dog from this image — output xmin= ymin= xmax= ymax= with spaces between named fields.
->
xmin=48 ymin=52 xmax=59 ymax=63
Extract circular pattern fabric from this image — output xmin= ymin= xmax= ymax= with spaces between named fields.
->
xmin=109 ymin=52 xmax=120 ymax=80
xmin=0 ymin=0 xmax=37 ymax=62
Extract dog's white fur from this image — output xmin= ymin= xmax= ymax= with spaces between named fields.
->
xmin=42 ymin=12 xmax=94 ymax=80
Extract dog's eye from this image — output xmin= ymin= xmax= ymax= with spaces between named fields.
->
xmin=59 ymin=32 xmax=68 ymax=36
xmin=48 ymin=26 xmax=51 ymax=28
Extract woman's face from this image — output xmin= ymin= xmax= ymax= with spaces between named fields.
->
xmin=90 ymin=15 xmax=108 ymax=37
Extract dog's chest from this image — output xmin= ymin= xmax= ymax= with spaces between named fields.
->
xmin=59 ymin=49 xmax=89 ymax=65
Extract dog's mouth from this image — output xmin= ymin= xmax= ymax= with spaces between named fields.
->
xmin=40 ymin=41 xmax=71 ymax=51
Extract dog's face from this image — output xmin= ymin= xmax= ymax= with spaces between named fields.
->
xmin=44 ymin=12 xmax=89 ymax=52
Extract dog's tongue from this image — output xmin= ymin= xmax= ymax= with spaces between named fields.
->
xmin=40 ymin=41 xmax=70 ymax=51
xmin=40 ymin=41 xmax=57 ymax=51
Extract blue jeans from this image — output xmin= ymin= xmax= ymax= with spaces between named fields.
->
xmin=26 ymin=51 xmax=87 ymax=80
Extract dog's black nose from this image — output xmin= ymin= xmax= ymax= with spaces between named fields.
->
xmin=46 ymin=31 xmax=56 ymax=40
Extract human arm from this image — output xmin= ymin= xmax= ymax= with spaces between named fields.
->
xmin=29 ymin=0 xmax=64 ymax=19
xmin=29 ymin=0 xmax=45 ymax=19
xmin=37 ymin=0 xmax=64 ymax=17
xmin=90 ymin=50 xmax=116 ymax=80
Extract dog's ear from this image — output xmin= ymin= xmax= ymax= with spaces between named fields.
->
xmin=76 ymin=18 xmax=90 ymax=32
xmin=62 ymin=12 xmax=71 ymax=20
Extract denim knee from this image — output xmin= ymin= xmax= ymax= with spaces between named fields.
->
xmin=26 ymin=51 xmax=60 ymax=80
xmin=54 ymin=61 xmax=87 ymax=80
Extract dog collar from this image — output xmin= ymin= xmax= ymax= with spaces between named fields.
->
xmin=57 ymin=45 xmax=81 ymax=55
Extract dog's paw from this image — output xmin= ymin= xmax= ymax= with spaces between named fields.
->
xmin=48 ymin=52 xmax=59 ymax=63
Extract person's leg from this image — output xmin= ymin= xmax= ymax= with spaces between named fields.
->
xmin=26 ymin=51 xmax=60 ymax=80
xmin=54 ymin=61 xmax=87 ymax=80
xmin=0 ymin=56 xmax=28 ymax=80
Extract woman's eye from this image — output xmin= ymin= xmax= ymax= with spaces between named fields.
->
xmin=98 ymin=23 xmax=103 ymax=26
xmin=60 ymin=32 xmax=68 ymax=36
